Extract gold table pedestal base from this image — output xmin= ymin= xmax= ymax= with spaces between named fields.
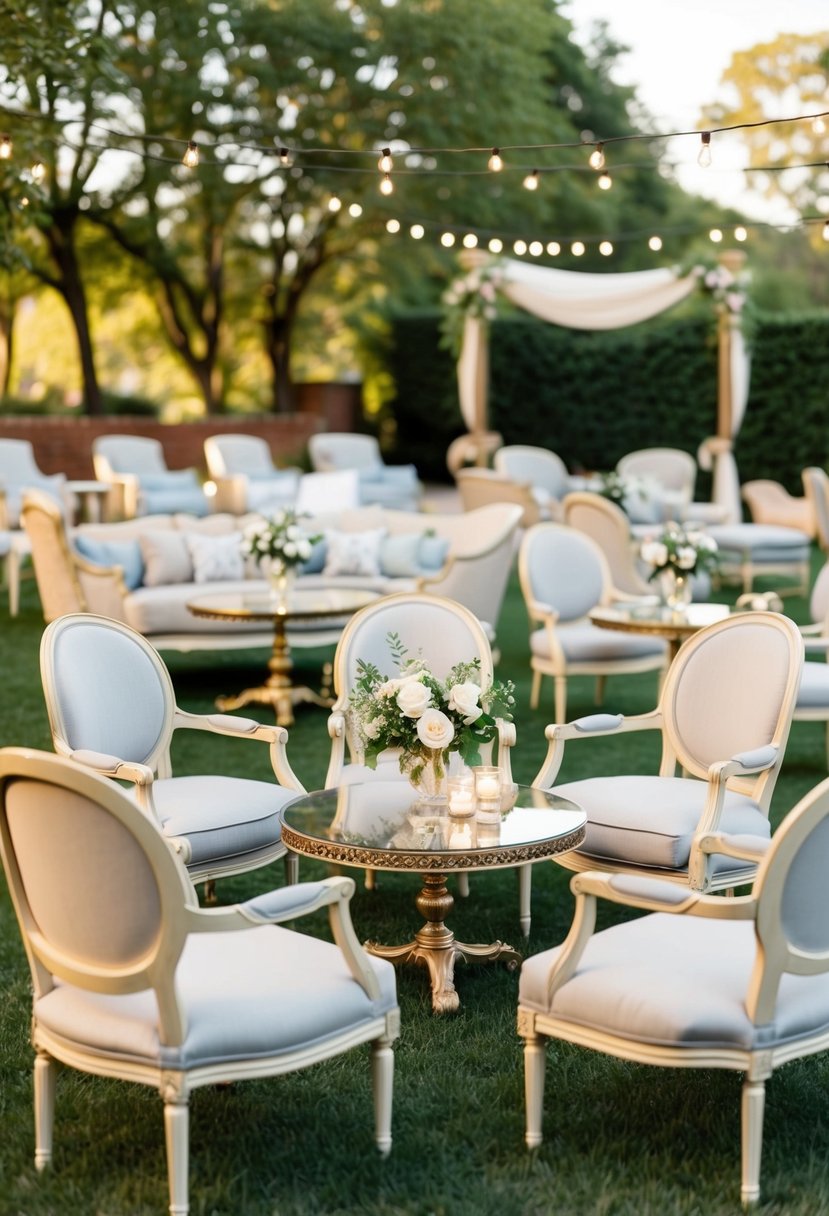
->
xmin=364 ymin=872 xmax=521 ymax=1014
xmin=214 ymin=618 xmax=333 ymax=726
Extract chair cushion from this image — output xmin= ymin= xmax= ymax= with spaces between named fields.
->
xmin=34 ymin=922 xmax=397 ymax=1069
xmin=531 ymin=623 xmax=666 ymax=664
xmin=709 ymin=523 xmax=811 ymax=556
xmin=186 ymin=531 xmax=245 ymax=583
xmin=150 ymin=775 xmax=293 ymax=864
xmin=797 ymin=662 xmax=829 ymax=709
xmin=551 ymin=774 xmax=770 ymax=870
xmin=519 ymin=913 xmax=829 ymax=1050
xmin=73 ymin=535 xmax=145 ymax=590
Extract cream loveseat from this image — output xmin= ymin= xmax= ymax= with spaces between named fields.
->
xmin=21 ymin=493 xmax=522 ymax=652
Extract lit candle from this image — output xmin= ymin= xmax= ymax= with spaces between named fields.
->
xmin=449 ymin=786 xmax=475 ymax=814
xmin=476 ymin=774 xmax=500 ymax=800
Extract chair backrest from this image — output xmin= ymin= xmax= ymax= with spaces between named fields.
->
xmin=21 ymin=490 xmax=85 ymax=620
xmin=296 ymin=469 xmax=360 ymax=514
xmin=562 ymin=491 xmax=650 ymax=596
xmin=204 ymin=434 xmax=275 ymax=478
xmin=802 ymin=467 xmax=829 ymax=551
xmin=660 ymin=611 xmax=803 ymax=807
xmin=0 ymin=438 xmax=65 ymax=526
xmin=749 ymin=774 xmax=829 ymax=1023
xmin=455 ymin=467 xmax=540 ymax=526
xmin=40 ymin=614 xmax=176 ymax=773
xmin=93 ymin=435 xmax=168 ymax=478
xmin=329 ymin=593 xmax=494 ymax=759
xmin=617 ymin=447 xmax=696 ymax=501
xmin=0 ymin=748 xmax=191 ymax=1036
xmin=494 ymin=445 xmax=569 ymax=498
xmin=518 ymin=522 xmax=610 ymax=623
xmin=309 ymin=433 xmax=382 ymax=473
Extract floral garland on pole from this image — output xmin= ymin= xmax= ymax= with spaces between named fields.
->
xmin=439 ymin=259 xmax=505 ymax=358
xmin=692 ymin=256 xmax=754 ymax=341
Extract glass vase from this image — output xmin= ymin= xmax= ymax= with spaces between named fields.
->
xmin=660 ymin=568 xmax=693 ymax=611
xmin=267 ymin=560 xmax=295 ymax=612
xmin=408 ymin=752 xmax=449 ymax=806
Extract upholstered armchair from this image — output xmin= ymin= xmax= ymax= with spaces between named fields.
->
xmin=742 ymin=478 xmax=815 ymax=536
xmin=40 ymin=613 xmax=305 ymax=895
xmin=616 ymin=446 xmax=727 ymax=525
xmin=308 ymin=432 xmax=422 ymax=511
xmin=203 ymin=433 xmax=300 ymax=514
xmin=0 ymin=747 xmax=398 ymax=1216
xmin=562 ymin=491 xmax=652 ymax=596
xmin=518 ymin=522 xmax=667 ymax=723
xmin=493 ymin=445 xmax=582 ymax=517
xmin=0 ymin=438 xmax=70 ymax=615
xmin=533 ymin=611 xmax=803 ymax=894
xmin=93 ymin=434 xmax=209 ymax=518
xmin=455 ymin=467 xmax=547 ymax=527
xmin=803 ymin=466 xmax=829 ymax=552
xmin=518 ymin=773 xmax=829 ymax=1207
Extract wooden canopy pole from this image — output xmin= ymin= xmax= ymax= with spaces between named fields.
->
xmin=716 ymin=249 xmax=747 ymax=440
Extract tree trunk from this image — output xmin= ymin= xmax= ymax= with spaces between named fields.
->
xmin=45 ymin=215 xmax=103 ymax=415
xmin=0 ymin=294 xmax=14 ymax=397
xmin=264 ymin=308 xmax=296 ymax=414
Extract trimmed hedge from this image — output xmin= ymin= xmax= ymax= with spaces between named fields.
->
xmin=384 ymin=310 xmax=829 ymax=491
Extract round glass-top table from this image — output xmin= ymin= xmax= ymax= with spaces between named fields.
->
xmin=187 ymin=586 xmax=379 ymax=726
xmin=282 ymin=781 xmax=586 ymax=1013
xmin=590 ymin=601 xmax=732 ymax=662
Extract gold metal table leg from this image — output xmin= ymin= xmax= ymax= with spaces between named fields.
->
xmin=364 ymin=872 xmax=522 ymax=1014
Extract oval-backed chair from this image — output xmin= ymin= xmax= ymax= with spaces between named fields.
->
xmin=203 ymin=433 xmax=300 ymax=514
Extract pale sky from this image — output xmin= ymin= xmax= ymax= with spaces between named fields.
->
xmin=563 ymin=0 xmax=829 ymax=222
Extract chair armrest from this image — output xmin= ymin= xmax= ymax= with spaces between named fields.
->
xmin=172 ymin=708 xmax=305 ymax=792
xmin=324 ymin=709 xmax=348 ymax=786
xmin=696 ymin=832 xmax=771 ymax=863
xmin=687 ymin=747 xmax=779 ymax=888
xmin=533 ymin=710 xmax=663 ymax=789
xmin=572 ymin=871 xmax=756 ymax=918
xmin=710 ymin=745 xmax=778 ymax=782
xmin=69 ymin=748 xmax=154 ymax=788
xmin=189 ymin=875 xmax=381 ymax=1000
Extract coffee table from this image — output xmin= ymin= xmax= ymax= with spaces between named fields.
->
xmin=186 ymin=586 xmax=379 ymax=726
xmin=590 ymin=601 xmax=731 ymax=663
xmin=281 ymin=781 xmax=586 ymax=1014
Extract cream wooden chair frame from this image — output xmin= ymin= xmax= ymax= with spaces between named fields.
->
xmin=0 ymin=748 xmax=399 ymax=1216
xmin=518 ymin=774 xmax=829 ymax=1207
xmin=533 ymin=611 xmax=804 ymax=893
xmin=803 ymin=466 xmax=829 ymax=553
xmin=40 ymin=613 xmax=304 ymax=889
xmin=562 ymin=491 xmax=652 ymax=597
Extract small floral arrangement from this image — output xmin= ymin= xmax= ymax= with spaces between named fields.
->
xmin=598 ymin=471 xmax=653 ymax=514
xmin=640 ymin=521 xmax=719 ymax=579
xmin=440 ymin=260 xmax=504 ymax=357
xmin=696 ymin=262 xmax=749 ymax=316
xmin=241 ymin=508 xmax=321 ymax=571
xmin=348 ymin=632 xmax=515 ymax=784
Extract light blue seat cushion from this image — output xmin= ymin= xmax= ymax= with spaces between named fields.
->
xmin=149 ymin=775 xmax=294 ymax=864
xmin=551 ymin=774 xmax=770 ymax=871
xmin=73 ymin=535 xmax=145 ymax=590
xmin=531 ymin=623 xmax=666 ymax=663
xmin=519 ymin=913 xmax=829 ymax=1049
xmin=139 ymin=470 xmax=208 ymax=517
xmin=34 ymin=921 xmax=397 ymax=1069
xmin=710 ymin=523 xmax=810 ymax=560
xmin=797 ymin=662 xmax=829 ymax=709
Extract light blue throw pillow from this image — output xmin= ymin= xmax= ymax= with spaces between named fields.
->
xmin=418 ymin=533 xmax=450 ymax=572
xmin=73 ymin=535 xmax=144 ymax=590
xmin=301 ymin=538 xmax=328 ymax=574
xmin=379 ymin=533 xmax=423 ymax=577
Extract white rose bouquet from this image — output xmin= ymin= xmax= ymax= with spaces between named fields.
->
xmin=241 ymin=508 xmax=322 ymax=573
xmin=348 ymin=632 xmax=515 ymax=786
xmin=640 ymin=521 xmax=719 ymax=579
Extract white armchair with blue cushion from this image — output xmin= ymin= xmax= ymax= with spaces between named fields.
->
xmin=0 ymin=747 xmax=398 ymax=1216
xmin=93 ymin=434 xmax=209 ymax=518
xmin=518 ymin=772 xmax=829 ymax=1207
xmin=39 ymin=613 xmax=305 ymax=898
xmin=308 ymin=432 xmax=421 ymax=511
xmin=203 ymin=433 xmax=300 ymax=514
xmin=0 ymin=438 xmax=70 ymax=615
xmin=494 ymin=444 xmax=585 ymax=517
xmin=533 ymin=610 xmax=803 ymax=894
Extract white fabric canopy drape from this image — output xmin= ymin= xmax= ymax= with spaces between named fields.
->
xmin=456 ymin=251 xmax=749 ymax=523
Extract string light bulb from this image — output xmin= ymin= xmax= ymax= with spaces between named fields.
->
xmin=410 ymin=223 xmax=424 ymax=239
xmin=278 ymin=146 xmax=292 ymax=167
xmin=698 ymin=131 xmax=712 ymax=167
xmin=523 ymin=169 xmax=539 ymax=191
xmin=182 ymin=141 xmax=199 ymax=169
xmin=379 ymin=172 xmax=394 ymax=196
xmin=599 ymin=240 xmax=614 ymax=256
xmin=546 ymin=241 xmax=560 ymax=256
xmin=328 ymin=195 xmax=342 ymax=212
xmin=709 ymin=227 xmax=723 ymax=242
xmin=0 ymin=134 xmax=12 ymax=160
xmin=823 ymin=219 xmax=829 ymax=243
xmin=529 ymin=240 xmax=543 ymax=256
xmin=648 ymin=235 xmax=663 ymax=251
xmin=462 ymin=233 xmax=478 ymax=248
xmin=386 ymin=218 xmax=400 ymax=233
xmin=488 ymin=237 xmax=503 ymax=253
xmin=597 ymin=170 xmax=612 ymax=190
xmin=735 ymin=225 xmax=748 ymax=242
xmin=513 ymin=239 xmax=527 ymax=255
xmin=30 ymin=160 xmax=45 ymax=183
xmin=487 ymin=147 xmax=503 ymax=172
xmin=440 ymin=232 xmax=455 ymax=247
xmin=588 ymin=142 xmax=605 ymax=170
xmin=378 ymin=147 xmax=393 ymax=172
xmin=571 ymin=241 xmax=585 ymax=256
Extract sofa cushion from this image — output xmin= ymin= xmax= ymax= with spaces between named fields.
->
xmin=139 ymin=531 xmax=194 ymax=586
xmin=186 ymin=531 xmax=245 ymax=583
xmin=73 ymin=535 xmax=144 ymax=591
xmin=124 ymin=580 xmax=265 ymax=635
xmin=323 ymin=528 xmax=385 ymax=577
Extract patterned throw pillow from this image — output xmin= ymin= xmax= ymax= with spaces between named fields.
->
xmin=322 ymin=528 xmax=386 ymax=577
xmin=186 ymin=531 xmax=245 ymax=583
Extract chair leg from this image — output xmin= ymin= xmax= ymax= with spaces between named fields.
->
xmin=554 ymin=676 xmax=567 ymax=725
xmin=594 ymin=674 xmax=606 ymax=706
xmin=164 ymin=1092 xmax=190 ymax=1216
xmin=530 ymin=668 xmax=542 ymax=710
xmin=8 ymin=547 xmax=21 ymax=618
xmin=371 ymin=1034 xmax=395 ymax=1156
xmin=741 ymin=1076 xmax=766 ymax=1207
xmin=523 ymin=1026 xmax=547 ymax=1149
xmin=284 ymin=850 xmax=299 ymax=885
xmin=33 ymin=1049 xmax=55 ymax=1171
xmin=519 ymin=864 xmax=532 ymax=937
xmin=365 ymin=868 xmax=377 ymax=891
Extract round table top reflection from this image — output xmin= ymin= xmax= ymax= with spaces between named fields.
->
xmin=281 ymin=781 xmax=586 ymax=874
xmin=186 ymin=585 xmax=379 ymax=624
xmin=590 ymin=600 xmax=731 ymax=640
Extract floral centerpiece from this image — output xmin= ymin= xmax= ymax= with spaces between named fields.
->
xmin=697 ymin=262 xmax=749 ymax=316
xmin=640 ymin=522 xmax=719 ymax=608
xmin=241 ymin=509 xmax=321 ymax=606
xmin=440 ymin=259 xmax=504 ymax=357
xmin=598 ymin=470 xmax=653 ymax=516
xmin=348 ymin=632 xmax=515 ymax=799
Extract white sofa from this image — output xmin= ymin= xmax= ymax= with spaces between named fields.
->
xmin=21 ymin=492 xmax=522 ymax=652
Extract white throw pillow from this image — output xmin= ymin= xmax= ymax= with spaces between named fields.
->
xmin=139 ymin=531 xmax=194 ymax=587
xmin=186 ymin=531 xmax=245 ymax=583
xmin=323 ymin=528 xmax=385 ymax=577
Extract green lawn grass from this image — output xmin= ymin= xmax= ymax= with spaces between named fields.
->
xmin=2 ymin=562 xmax=829 ymax=1215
